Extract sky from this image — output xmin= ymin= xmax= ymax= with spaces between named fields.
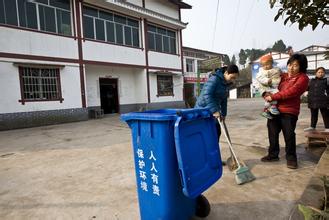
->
xmin=180 ymin=0 xmax=329 ymax=58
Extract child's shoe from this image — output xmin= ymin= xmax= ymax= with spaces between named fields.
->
xmin=303 ymin=127 xmax=315 ymax=131
xmin=261 ymin=111 xmax=273 ymax=119
xmin=269 ymin=105 xmax=280 ymax=115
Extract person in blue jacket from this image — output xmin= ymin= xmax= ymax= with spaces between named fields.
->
xmin=195 ymin=64 xmax=239 ymax=140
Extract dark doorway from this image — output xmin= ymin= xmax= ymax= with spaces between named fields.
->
xmin=99 ymin=78 xmax=119 ymax=114
xmin=184 ymin=83 xmax=195 ymax=107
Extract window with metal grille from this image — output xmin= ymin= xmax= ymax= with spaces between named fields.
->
xmin=157 ymin=75 xmax=173 ymax=96
xmin=19 ymin=67 xmax=63 ymax=104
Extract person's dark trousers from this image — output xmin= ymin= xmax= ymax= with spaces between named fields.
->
xmin=311 ymin=108 xmax=329 ymax=128
xmin=215 ymin=119 xmax=221 ymax=142
xmin=267 ymin=113 xmax=298 ymax=161
xmin=320 ymin=108 xmax=329 ymax=129
xmin=310 ymin=108 xmax=319 ymax=128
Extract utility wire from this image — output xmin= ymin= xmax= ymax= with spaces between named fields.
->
xmin=229 ymin=0 xmax=241 ymax=52
xmin=237 ymin=0 xmax=256 ymax=50
xmin=211 ymin=0 xmax=220 ymax=50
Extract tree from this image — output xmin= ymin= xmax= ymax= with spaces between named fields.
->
xmin=245 ymin=49 xmax=266 ymax=62
xmin=223 ymin=55 xmax=230 ymax=66
xmin=272 ymin=40 xmax=286 ymax=52
xmin=269 ymin=0 xmax=329 ymax=31
xmin=238 ymin=65 xmax=252 ymax=82
xmin=239 ymin=49 xmax=248 ymax=67
xmin=231 ymin=55 xmax=236 ymax=64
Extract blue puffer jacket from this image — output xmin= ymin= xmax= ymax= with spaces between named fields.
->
xmin=195 ymin=69 xmax=228 ymax=116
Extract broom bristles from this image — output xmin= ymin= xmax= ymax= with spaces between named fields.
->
xmin=234 ymin=165 xmax=256 ymax=185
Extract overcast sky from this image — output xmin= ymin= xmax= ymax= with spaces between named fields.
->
xmin=181 ymin=0 xmax=329 ymax=58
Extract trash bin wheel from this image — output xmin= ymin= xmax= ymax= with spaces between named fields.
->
xmin=195 ymin=194 xmax=211 ymax=218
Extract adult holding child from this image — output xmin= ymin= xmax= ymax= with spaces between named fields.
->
xmin=304 ymin=67 xmax=329 ymax=132
xmin=261 ymin=53 xmax=309 ymax=169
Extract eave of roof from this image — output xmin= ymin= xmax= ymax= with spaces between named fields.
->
xmin=168 ymin=0 xmax=192 ymax=9
xmin=182 ymin=46 xmax=225 ymax=56
xmin=105 ymin=0 xmax=188 ymax=28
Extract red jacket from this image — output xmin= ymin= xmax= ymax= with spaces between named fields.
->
xmin=271 ymin=72 xmax=309 ymax=116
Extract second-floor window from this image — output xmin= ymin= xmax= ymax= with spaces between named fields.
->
xmin=82 ymin=6 xmax=140 ymax=47
xmin=186 ymin=59 xmax=194 ymax=72
xmin=0 ymin=0 xmax=72 ymax=36
xmin=147 ymin=24 xmax=176 ymax=54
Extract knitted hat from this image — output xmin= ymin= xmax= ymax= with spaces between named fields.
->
xmin=260 ymin=54 xmax=273 ymax=63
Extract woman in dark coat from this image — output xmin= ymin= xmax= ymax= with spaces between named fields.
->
xmin=304 ymin=67 xmax=329 ymax=131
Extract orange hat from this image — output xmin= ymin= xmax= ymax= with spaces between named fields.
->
xmin=260 ymin=54 xmax=273 ymax=63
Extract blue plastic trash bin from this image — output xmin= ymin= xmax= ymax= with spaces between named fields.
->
xmin=121 ymin=108 xmax=222 ymax=220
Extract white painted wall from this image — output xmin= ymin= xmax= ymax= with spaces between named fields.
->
xmin=126 ymin=0 xmax=143 ymax=7
xmin=145 ymin=0 xmax=179 ymax=20
xmin=229 ymin=89 xmax=237 ymax=99
xmin=148 ymin=51 xmax=182 ymax=70
xmin=0 ymin=61 xmax=82 ymax=114
xmin=306 ymin=54 xmax=329 ymax=69
xmin=83 ymin=41 xmax=146 ymax=66
xmin=85 ymin=65 xmax=147 ymax=107
xmin=0 ymin=26 xmax=78 ymax=59
xmin=149 ymin=74 xmax=183 ymax=102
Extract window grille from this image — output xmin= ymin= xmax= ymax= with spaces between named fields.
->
xmin=19 ymin=67 xmax=63 ymax=104
xmin=157 ymin=75 xmax=173 ymax=96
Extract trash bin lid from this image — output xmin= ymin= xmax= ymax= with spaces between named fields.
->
xmin=174 ymin=109 xmax=222 ymax=198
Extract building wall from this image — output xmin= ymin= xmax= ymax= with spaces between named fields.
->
xmin=126 ymin=0 xmax=143 ymax=7
xmin=0 ymin=60 xmax=87 ymax=131
xmin=0 ymin=26 xmax=78 ymax=59
xmin=0 ymin=0 xmax=188 ymax=129
xmin=145 ymin=0 xmax=179 ymax=20
xmin=85 ymin=65 xmax=147 ymax=107
xmin=148 ymin=51 xmax=182 ymax=70
xmin=306 ymin=54 xmax=329 ymax=70
xmin=149 ymin=74 xmax=183 ymax=103
xmin=229 ymin=89 xmax=237 ymax=99
xmin=83 ymin=41 xmax=145 ymax=66
xmin=0 ymin=61 xmax=82 ymax=114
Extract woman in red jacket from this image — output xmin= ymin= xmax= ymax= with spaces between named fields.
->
xmin=261 ymin=53 xmax=309 ymax=169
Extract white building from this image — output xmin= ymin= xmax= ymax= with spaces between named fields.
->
xmin=0 ymin=0 xmax=191 ymax=130
xmin=299 ymin=45 xmax=329 ymax=76
xmin=182 ymin=47 xmax=225 ymax=104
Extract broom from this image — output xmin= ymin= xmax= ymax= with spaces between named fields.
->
xmin=218 ymin=119 xmax=256 ymax=185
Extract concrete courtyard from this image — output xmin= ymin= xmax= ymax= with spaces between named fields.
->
xmin=0 ymin=98 xmax=327 ymax=220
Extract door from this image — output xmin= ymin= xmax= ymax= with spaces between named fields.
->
xmin=99 ymin=78 xmax=119 ymax=114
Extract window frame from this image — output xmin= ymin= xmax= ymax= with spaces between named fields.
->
xmin=147 ymin=24 xmax=177 ymax=55
xmin=82 ymin=5 xmax=140 ymax=48
xmin=0 ymin=0 xmax=72 ymax=36
xmin=157 ymin=75 xmax=174 ymax=97
xmin=18 ymin=66 xmax=64 ymax=105
xmin=186 ymin=59 xmax=194 ymax=72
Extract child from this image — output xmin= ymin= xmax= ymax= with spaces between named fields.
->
xmin=256 ymin=54 xmax=281 ymax=119
xmin=304 ymin=67 xmax=329 ymax=131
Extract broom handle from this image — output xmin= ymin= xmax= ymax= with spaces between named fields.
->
xmin=218 ymin=118 xmax=241 ymax=167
